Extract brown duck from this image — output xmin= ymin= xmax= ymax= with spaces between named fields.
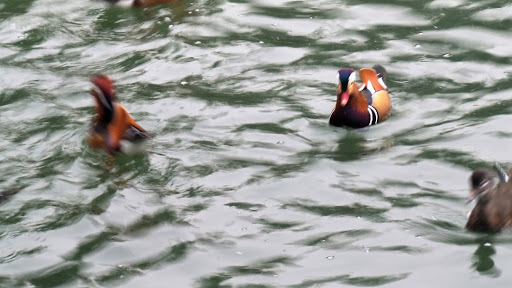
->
xmin=466 ymin=163 xmax=512 ymax=232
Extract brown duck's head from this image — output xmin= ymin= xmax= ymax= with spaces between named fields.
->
xmin=90 ymin=74 xmax=117 ymax=124
xmin=337 ymin=68 xmax=356 ymax=107
xmin=467 ymin=169 xmax=495 ymax=204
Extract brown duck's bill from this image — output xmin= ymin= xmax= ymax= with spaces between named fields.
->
xmin=465 ymin=189 xmax=478 ymax=204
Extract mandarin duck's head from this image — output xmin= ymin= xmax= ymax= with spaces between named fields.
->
xmin=90 ymin=74 xmax=116 ymax=124
xmin=337 ymin=68 xmax=356 ymax=107
xmin=467 ymin=169 xmax=495 ymax=204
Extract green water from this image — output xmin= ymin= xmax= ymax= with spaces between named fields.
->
xmin=1 ymin=0 xmax=512 ymax=287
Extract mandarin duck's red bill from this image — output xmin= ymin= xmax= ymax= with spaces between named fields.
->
xmin=87 ymin=75 xmax=152 ymax=155
xmin=103 ymin=0 xmax=183 ymax=7
xmin=329 ymin=64 xmax=391 ymax=128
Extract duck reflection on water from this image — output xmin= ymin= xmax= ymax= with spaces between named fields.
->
xmin=471 ymin=236 xmax=501 ymax=277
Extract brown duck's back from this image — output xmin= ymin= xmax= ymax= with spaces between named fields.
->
xmin=466 ymin=182 xmax=512 ymax=232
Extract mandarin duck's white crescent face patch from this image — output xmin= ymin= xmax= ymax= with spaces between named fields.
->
xmin=93 ymin=85 xmax=113 ymax=111
xmin=348 ymin=72 xmax=355 ymax=86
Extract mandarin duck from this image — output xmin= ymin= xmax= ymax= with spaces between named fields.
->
xmin=329 ymin=65 xmax=391 ymax=128
xmin=466 ymin=163 xmax=512 ymax=232
xmin=87 ymin=75 xmax=152 ymax=154
xmin=102 ymin=0 xmax=182 ymax=7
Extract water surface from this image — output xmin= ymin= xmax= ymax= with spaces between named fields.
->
xmin=1 ymin=0 xmax=512 ymax=287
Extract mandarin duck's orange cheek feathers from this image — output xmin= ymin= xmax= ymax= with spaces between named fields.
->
xmin=337 ymin=68 xmax=356 ymax=106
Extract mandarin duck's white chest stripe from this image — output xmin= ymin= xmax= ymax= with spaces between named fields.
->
xmin=366 ymin=80 xmax=376 ymax=95
xmin=362 ymin=80 xmax=379 ymax=95
xmin=368 ymin=106 xmax=378 ymax=126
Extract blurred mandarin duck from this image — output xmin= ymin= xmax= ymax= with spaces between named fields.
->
xmin=329 ymin=65 xmax=391 ymax=128
xmin=103 ymin=0 xmax=182 ymax=7
xmin=87 ymin=75 xmax=152 ymax=154
xmin=466 ymin=163 xmax=512 ymax=232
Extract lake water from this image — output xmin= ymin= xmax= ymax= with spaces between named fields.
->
xmin=1 ymin=0 xmax=512 ymax=287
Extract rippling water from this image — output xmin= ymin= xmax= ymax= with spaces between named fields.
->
xmin=2 ymin=0 xmax=512 ymax=287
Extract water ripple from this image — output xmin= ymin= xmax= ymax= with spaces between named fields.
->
xmin=2 ymin=0 xmax=512 ymax=287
